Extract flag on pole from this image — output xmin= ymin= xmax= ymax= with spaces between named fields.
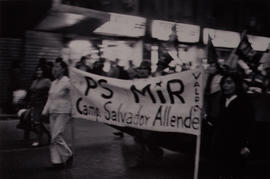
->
xmin=224 ymin=48 xmax=239 ymax=69
xmin=235 ymin=31 xmax=253 ymax=60
xmin=207 ymin=34 xmax=218 ymax=64
xmin=225 ymin=30 xmax=253 ymax=69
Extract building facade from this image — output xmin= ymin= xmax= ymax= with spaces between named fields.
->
xmin=1 ymin=0 xmax=270 ymax=113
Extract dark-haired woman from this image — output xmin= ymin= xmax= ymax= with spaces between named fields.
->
xmin=29 ymin=65 xmax=51 ymax=147
xmin=42 ymin=59 xmax=73 ymax=169
xmin=211 ymin=73 xmax=254 ymax=179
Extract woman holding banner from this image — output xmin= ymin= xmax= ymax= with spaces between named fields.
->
xmin=42 ymin=58 xmax=73 ymax=169
xmin=211 ymin=73 xmax=254 ymax=179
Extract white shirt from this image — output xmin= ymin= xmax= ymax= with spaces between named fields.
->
xmin=225 ymin=94 xmax=237 ymax=108
xmin=43 ymin=76 xmax=71 ymax=114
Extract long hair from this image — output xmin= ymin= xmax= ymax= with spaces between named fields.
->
xmin=34 ymin=64 xmax=49 ymax=79
xmin=220 ymin=72 xmax=245 ymax=96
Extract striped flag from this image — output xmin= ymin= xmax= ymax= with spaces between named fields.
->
xmin=225 ymin=30 xmax=254 ymax=69
xmin=235 ymin=32 xmax=253 ymax=60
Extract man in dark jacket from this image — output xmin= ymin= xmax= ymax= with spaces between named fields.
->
xmin=211 ymin=73 xmax=254 ymax=179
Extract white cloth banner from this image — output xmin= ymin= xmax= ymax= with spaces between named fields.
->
xmin=70 ymin=67 xmax=204 ymax=136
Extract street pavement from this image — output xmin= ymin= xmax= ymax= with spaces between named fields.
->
xmin=0 ymin=118 xmax=269 ymax=179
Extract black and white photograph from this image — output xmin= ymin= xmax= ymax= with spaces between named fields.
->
xmin=0 ymin=0 xmax=270 ymax=179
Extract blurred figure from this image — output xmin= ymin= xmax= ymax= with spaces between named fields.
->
xmin=152 ymin=44 xmax=174 ymax=77
xmin=75 ymin=56 xmax=92 ymax=73
xmin=132 ymin=60 xmax=163 ymax=168
xmin=118 ymin=65 xmax=129 ymax=80
xmin=205 ymin=63 xmax=224 ymax=94
xmin=127 ymin=60 xmax=137 ymax=79
xmin=107 ymin=59 xmax=121 ymax=78
xmin=14 ymin=89 xmax=32 ymax=140
xmin=263 ymin=64 xmax=270 ymax=94
xmin=202 ymin=62 xmax=224 ymax=155
xmin=204 ymin=62 xmax=224 ymax=123
xmin=29 ymin=65 xmax=51 ymax=147
xmin=13 ymin=89 xmax=27 ymax=107
xmin=107 ymin=58 xmax=129 ymax=80
xmin=92 ymin=58 xmax=107 ymax=76
xmin=181 ymin=62 xmax=191 ymax=71
xmin=38 ymin=58 xmax=54 ymax=80
xmin=107 ymin=58 xmax=126 ymax=137
xmin=243 ymin=66 xmax=265 ymax=94
xmin=211 ymin=73 xmax=254 ymax=179
xmin=42 ymin=58 xmax=73 ymax=169
xmin=136 ymin=60 xmax=152 ymax=78
xmin=128 ymin=59 xmax=135 ymax=69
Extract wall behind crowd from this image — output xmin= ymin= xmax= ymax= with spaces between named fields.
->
xmin=22 ymin=31 xmax=63 ymax=89
xmin=0 ymin=38 xmax=23 ymax=113
xmin=0 ymin=31 xmax=63 ymax=113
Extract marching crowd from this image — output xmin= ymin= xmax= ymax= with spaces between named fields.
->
xmin=13 ymin=41 xmax=270 ymax=178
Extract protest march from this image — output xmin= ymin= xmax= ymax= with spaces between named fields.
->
xmin=70 ymin=67 xmax=204 ymax=136
xmin=2 ymin=1 xmax=270 ymax=178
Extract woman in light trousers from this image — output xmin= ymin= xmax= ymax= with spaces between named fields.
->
xmin=42 ymin=58 xmax=73 ymax=169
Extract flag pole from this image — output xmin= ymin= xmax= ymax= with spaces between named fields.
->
xmin=225 ymin=30 xmax=247 ymax=69
xmin=193 ymin=131 xmax=201 ymax=179
xmin=194 ymin=69 xmax=205 ymax=179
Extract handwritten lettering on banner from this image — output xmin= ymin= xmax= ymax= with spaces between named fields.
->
xmin=70 ymin=67 xmax=204 ymax=136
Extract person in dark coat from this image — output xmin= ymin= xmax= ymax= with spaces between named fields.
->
xmin=211 ymin=73 xmax=254 ymax=179
xmin=202 ymin=62 xmax=223 ymax=155
xmin=29 ymin=65 xmax=51 ymax=147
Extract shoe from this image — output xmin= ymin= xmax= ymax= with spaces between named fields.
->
xmin=113 ymin=132 xmax=124 ymax=138
xmin=66 ymin=155 xmax=73 ymax=168
xmin=31 ymin=142 xmax=40 ymax=147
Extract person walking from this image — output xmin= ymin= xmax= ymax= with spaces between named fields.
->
xmin=29 ymin=65 xmax=51 ymax=147
xmin=42 ymin=58 xmax=73 ymax=169
xmin=211 ymin=73 xmax=254 ymax=179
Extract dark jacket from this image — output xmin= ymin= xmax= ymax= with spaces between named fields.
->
xmin=211 ymin=94 xmax=254 ymax=174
